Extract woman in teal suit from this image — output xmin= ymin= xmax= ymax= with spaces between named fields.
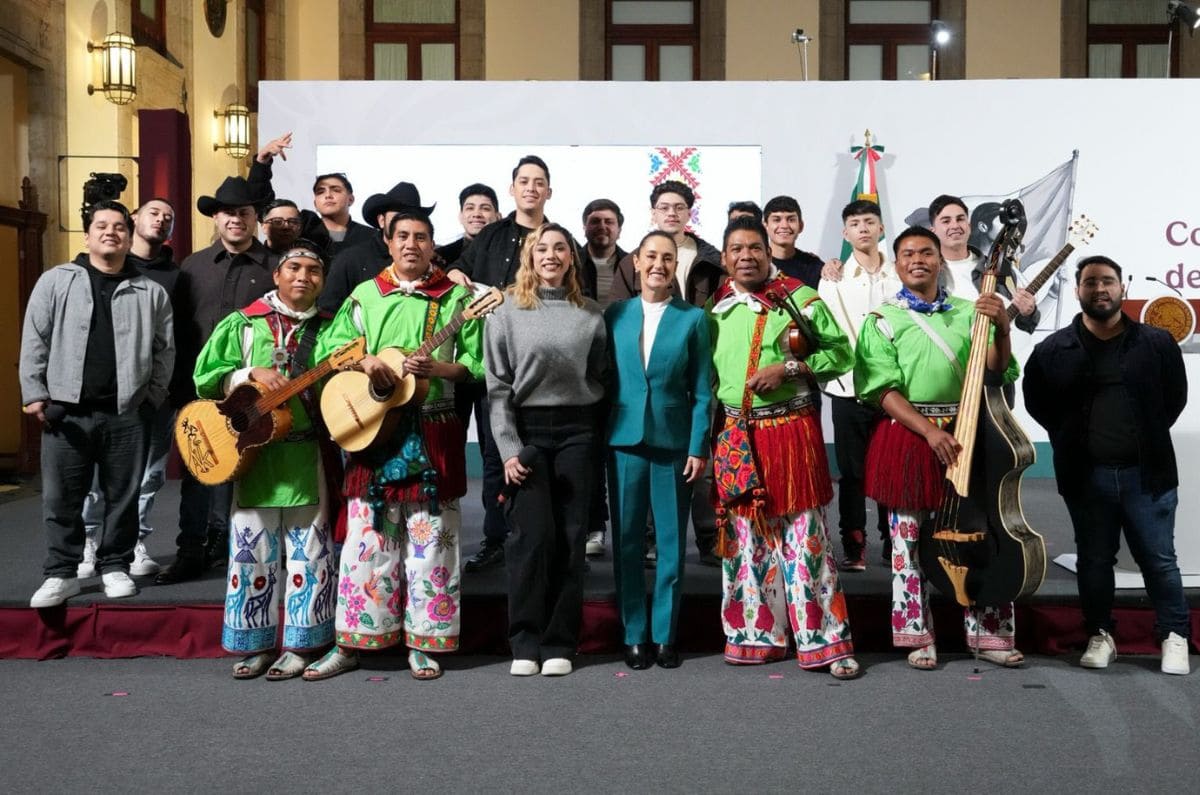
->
xmin=605 ymin=231 xmax=713 ymax=670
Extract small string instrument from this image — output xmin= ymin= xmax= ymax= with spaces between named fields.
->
xmin=918 ymin=201 xmax=1047 ymax=607
xmin=321 ymin=287 xmax=504 ymax=452
xmin=763 ymin=286 xmax=819 ymax=360
xmin=175 ymin=337 xmax=367 ymax=485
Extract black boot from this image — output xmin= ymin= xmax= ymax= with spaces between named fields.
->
xmin=154 ymin=550 xmax=206 ymax=585
xmin=464 ymin=541 xmax=505 ymax=573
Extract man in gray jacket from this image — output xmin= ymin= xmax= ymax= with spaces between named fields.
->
xmin=20 ymin=200 xmax=174 ymax=607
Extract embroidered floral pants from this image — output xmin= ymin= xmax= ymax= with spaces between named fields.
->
xmin=721 ymin=509 xmax=854 ymax=667
xmin=334 ymin=497 xmax=461 ymax=652
xmin=222 ymin=500 xmax=336 ymax=654
xmin=889 ymin=509 xmax=1016 ymax=650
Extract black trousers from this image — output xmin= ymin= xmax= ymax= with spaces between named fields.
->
xmin=176 ymin=471 xmax=233 ymax=558
xmin=504 ymin=406 xmax=597 ymax=661
xmin=41 ymin=405 xmax=149 ymax=577
xmin=830 ymin=395 xmax=888 ymax=541
xmin=456 ymin=381 xmax=508 ymax=546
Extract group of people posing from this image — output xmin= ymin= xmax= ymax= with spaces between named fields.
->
xmin=19 ymin=140 xmax=1192 ymax=680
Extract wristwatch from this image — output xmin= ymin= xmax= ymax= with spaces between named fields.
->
xmin=784 ymin=359 xmax=803 ymax=380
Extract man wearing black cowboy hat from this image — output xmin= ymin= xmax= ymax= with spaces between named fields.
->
xmin=317 ymin=180 xmax=436 ymax=313
xmin=157 ymin=175 xmax=277 ymax=585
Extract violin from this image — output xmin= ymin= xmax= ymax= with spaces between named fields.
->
xmin=763 ymin=287 xmax=819 ymax=360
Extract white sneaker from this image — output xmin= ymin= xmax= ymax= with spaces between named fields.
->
xmin=1161 ymin=632 xmax=1191 ymax=675
xmin=1080 ymin=630 xmax=1117 ymax=669
xmin=77 ymin=536 xmax=98 ymax=579
xmin=510 ymin=659 xmax=539 ymax=676
xmin=129 ymin=539 xmax=160 ymax=576
xmin=102 ymin=571 xmax=138 ymax=599
xmin=585 ymin=531 xmax=605 ymax=557
xmin=30 ymin=577 xmax=81 ymax=608
xmin=541 ymin=657 xmax=572 ymax=676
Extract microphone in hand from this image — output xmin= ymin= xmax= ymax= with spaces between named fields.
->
xmin=497 ymin=445 xmax=538 ymax=505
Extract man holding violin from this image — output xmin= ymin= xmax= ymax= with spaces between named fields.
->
xmin=707 ymin=215 xmax=860 ymax=679
xmin=853 ymin=226 xmax=1022 ymax=671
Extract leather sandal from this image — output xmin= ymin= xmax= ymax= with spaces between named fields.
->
xmin=907 ymin=644 xmax=938 ymax=671
xmin=232 ymin=652 xmax=274 ymax=680
xmin=302 ymin=647 xmax=359 ymax=681
xmin=408 ymin=649 xmax=443 ymax=681
xmin=977 ymin=648 xmax=1025 ymax=668
xmin=265 ymin=650 xmax=314 ymax=681
xmin=830 ymin=657 xmax=861 ymax=680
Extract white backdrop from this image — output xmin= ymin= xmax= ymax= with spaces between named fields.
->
xmin=260 ymin=80 xmax=1200 ymax=578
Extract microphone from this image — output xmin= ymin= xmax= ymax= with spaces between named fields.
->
xmin=42 ymin=403 xmax=67 ymax=429
xmin=1145 ymin=276 xmax=1184 ymax=298
xmin=497 ymin=445 xmax=538 ymax=505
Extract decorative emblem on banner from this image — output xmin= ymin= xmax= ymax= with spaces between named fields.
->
xmin=840 ymin=129 xmax=887 ymax=260
xmin=649 ymin=146 xmax=702 ymax=230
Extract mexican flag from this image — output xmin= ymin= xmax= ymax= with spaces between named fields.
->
xmin=840 ymin=132 xmax=886 ymax=261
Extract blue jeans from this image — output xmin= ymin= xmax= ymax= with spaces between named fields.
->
xmin=1063 ymin=465 xmax=1190 ymax=641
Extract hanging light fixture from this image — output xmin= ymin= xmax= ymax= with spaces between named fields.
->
xmin=87 ymin=32 xmax=137 ymax=105
xmin=214 ymin=103 xmax=252 ymax=159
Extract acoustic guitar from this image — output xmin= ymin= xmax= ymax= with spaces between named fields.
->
xmin=175 ymin=337 xmax=367 ymax=485
xmin=321 ymin=287 xmax=504 ymax=452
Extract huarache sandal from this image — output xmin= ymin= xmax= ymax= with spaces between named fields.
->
xmin=233 ymin=652 xmax=275 ymax=680
xmin=830 ymin=657 xmax=862 ymax=680
xmin=302 ymin=647 xmax=359 ymax=681
xmin=977 ymin=648 xmax=1025 ymax=668
xmin=907 ymin=644 xmax=938 ymax=671
xmin=265 ymin=651 xmax=314 ymax=681
xmin=408 ymin=649 xmax=443 ymax=681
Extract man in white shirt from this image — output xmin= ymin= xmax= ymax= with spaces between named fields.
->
xmin=818 ymin=200 xmax=900 ymax=571
xmin=928 ymin=194 xmax=1039 ymax=332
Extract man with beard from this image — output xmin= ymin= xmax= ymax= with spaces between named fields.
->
xmin=580 ymin=198 xmax=627 ymax=308
xmin=708 ymin=215 xmax=859 ymax=678
xmin=1024 ymin=255 xmax=1191 ymax=675
xmin=159 ymin=177 xmax=276 ymax=584
xmin=854 ymin=227 xmax=1022 ymax=671
xmin=79 ymin=198 xmax=182 ymax=579
xmin=260 ymin=199 xmax=303 ymax=255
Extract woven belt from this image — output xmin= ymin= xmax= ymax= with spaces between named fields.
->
xmin=913 ymin=402 xmax=958 ymax=418
xmin=283 ymin=428 xmax=317 ymax=443
xmin=723 ymin=393 xmax=815 ymax=420
xmin=421 ymin=398 xmax=455 ymax=417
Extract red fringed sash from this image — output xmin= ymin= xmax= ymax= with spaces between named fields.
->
xmin=863 ymin=416 xmax=950 ymax=511
xmin=342 ymin=410 xmax=467 ymax=505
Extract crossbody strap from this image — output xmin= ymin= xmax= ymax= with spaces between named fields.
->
xmin=906 ymin=309 xmax=966 ymax=382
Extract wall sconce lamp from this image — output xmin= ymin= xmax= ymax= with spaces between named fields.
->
xmin=87 ymin=32 xmax=137 ymax=105
xmin=214 ymin=103 xmax=252 ymax=159
xmin=930 ymin=20 xmax=952 ymax=81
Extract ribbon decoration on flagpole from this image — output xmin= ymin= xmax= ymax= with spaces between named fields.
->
xmin=840 ymin=129 xmax=886 ymax=261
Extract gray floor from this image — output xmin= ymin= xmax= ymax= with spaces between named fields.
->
xmin=0 ymin=654 xmax=1196 ymax=793
xmin=0 ymin=476 xmax=1137 ymax=607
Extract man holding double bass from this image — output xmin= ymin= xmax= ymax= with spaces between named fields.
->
xmin=853 ymin=226 xmax=1023 ymax=671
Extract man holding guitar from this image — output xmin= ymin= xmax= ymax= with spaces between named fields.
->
xmin=854 ymin=226 xmax=1022 ymax=671
xmin=304 ymin=212 xmax=487 ymax=682
xmin=189 ymin=240 xmax=343 ymax=680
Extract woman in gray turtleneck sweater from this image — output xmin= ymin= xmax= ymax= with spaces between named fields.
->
xmin=485 ymin=222 xmax=607 ymax=677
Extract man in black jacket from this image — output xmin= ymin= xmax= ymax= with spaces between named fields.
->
xmin=1024 ymin=255 xmax=1191 ymax=676
xmin=157 ymin=177 xmax=276 ymax=584
xmin=447 ymin=154 xmax=594 ymax=572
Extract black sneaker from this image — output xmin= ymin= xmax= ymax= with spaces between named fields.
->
xmin=464 ymin=541 xmax=505 ymax=573
xmin=154 ymin=552 xmax=206 ymax=585
xmin=204 ymin=531 xmax=229 ymax=569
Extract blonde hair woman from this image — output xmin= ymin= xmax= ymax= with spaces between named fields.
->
xmin=485 ymin=223 xmax=607 ymax=677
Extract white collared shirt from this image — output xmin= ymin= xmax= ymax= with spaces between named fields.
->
xmin=818 ymin=249 xmax=901 ymax=398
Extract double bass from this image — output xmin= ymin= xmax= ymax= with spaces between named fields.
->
xmin=918 ymin=200 xmax=1047 ymax=607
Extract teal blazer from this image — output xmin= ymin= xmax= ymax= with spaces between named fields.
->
xmin=604 ymin=296 xmax=713 ymax=457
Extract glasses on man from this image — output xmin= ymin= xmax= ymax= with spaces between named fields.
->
xmin=264 ymin=218 xmax=303 ymax=228
xmin=654 ymin=203 xmax=689 ymax=214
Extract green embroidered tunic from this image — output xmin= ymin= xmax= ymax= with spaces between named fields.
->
xmin=853 ymin=295 xmax=1020 ymax=407
xmin=193 ymin=307 xmax=327 ymax=508
xmin=707 ymin=281 xmax=853 ymax=408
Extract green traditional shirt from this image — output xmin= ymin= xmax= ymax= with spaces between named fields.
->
xmin=314 ymin=273 xmax=484 ymax=398
xmin=192 ymin=298 xmax=328 ymax=508
xmin=854 ymin=294 xmax=1020 ymax=407
xmin=706 ymin=276 xmax=853 ymax=408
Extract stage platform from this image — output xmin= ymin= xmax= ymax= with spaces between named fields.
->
xmin=2 ymin=478 xmax=1198 ymax=660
